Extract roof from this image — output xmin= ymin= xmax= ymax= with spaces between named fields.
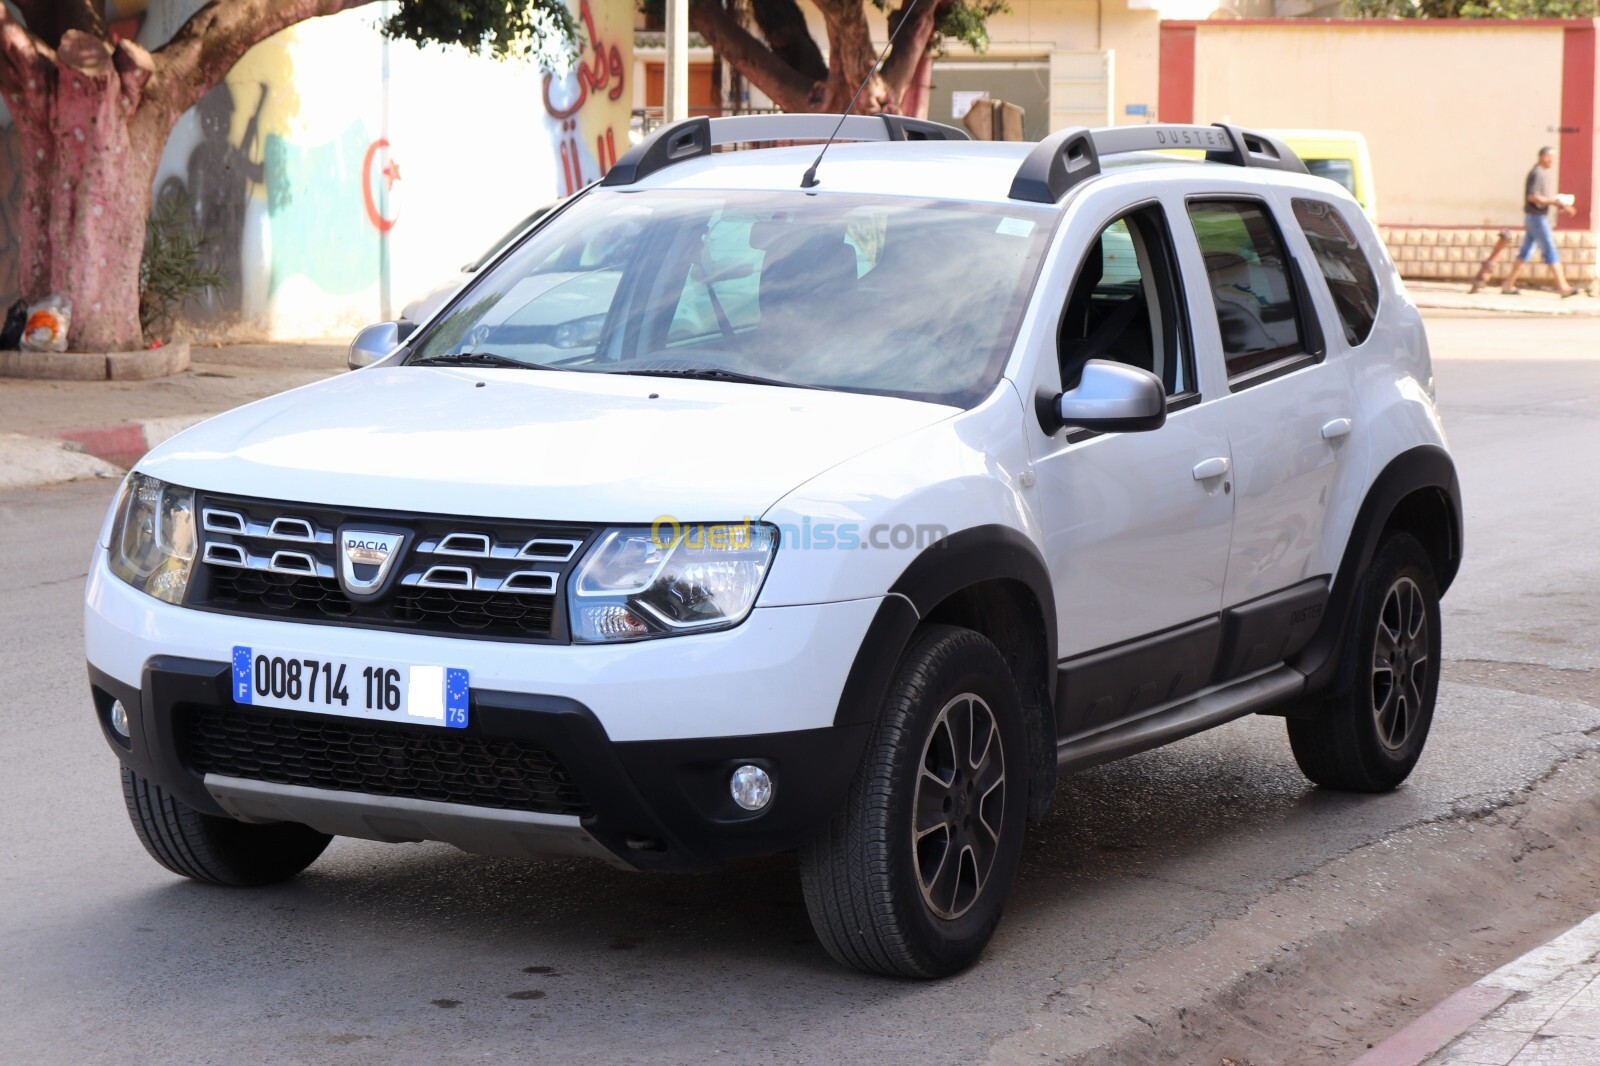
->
xmin=604 ymin=117 xmax=1330 ymax=210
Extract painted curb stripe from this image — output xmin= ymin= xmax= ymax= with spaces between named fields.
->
xmin=1349 ymin=911 xmax=1600 ymax=1065
xmin=1348 ymin=984 xmax=1514 ymax=1066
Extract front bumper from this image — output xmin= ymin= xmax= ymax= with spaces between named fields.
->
xmin=85 ymin=549 xmax=882 ymax=872
xmin=90 ymin=658 xmax=871 ymax=872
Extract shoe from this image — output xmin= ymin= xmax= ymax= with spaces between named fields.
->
xmin=1560 ymin=289 xmax=1580 ymax=299
xmin=1468 ymin=283 xmax=1482 ymax=294
xmin=1502 ymin=288 xmax=1521 ymax=295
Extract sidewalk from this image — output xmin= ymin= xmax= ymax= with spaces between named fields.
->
xmin=1353 ymin=913 xmax=1600 ymax=1065
xmin=0 ymin=341 xmax=345 ymax=491
xmin=1407 ymin=279 xmax=1600 ymax=317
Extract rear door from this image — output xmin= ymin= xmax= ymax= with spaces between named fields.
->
xmin=1172 ymin=193 xmax=1355 ymax=674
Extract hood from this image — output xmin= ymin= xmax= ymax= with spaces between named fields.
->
xmin=138 ymin=366 xmax=957 ymax=522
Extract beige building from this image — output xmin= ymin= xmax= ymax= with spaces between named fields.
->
xmin=1160 ymin=18 xmax=1598 ymax=286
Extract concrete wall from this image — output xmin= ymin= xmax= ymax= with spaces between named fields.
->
xmin=1159 ymin=19 xmax=1600 ymax=289
xmin=0 ymin=0 xmax=633 ymax=339
xmin=1185 ymin=22 xmax=1566 ymax=227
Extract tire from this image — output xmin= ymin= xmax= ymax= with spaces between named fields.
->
xmin=121 ymin=766 xmax=332 ymax=886
xmin=1287 ymin=532 xmax=1442 ymax=792
xmin=799 ymin=625 xmax=1028 ymax=978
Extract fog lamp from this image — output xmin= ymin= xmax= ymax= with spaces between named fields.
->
xmin=729 ymin=764 xmax=772 ymax=811
xmin=109 ymin=700 xmax=130 ymax=738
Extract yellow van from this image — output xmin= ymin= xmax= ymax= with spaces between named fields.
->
xmin=1268 ymin=129 xmax=1378 ymax=222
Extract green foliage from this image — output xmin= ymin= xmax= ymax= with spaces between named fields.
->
xmin=383 ymin=0 xmax=581 ymax=68
xmin=909 ymin=0 xmax=1012 ymax=55
xmin=139 ymin=190 xmax=225 ymax=343
xmin=1346 ymin=0 xmax=1596 ymax=16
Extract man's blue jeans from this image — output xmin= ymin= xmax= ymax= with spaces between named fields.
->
xmin=1519 ymin=214 xmax=1560 ymax=264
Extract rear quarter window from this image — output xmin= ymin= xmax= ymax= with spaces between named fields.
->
xmin=1291 ymin=198 xmax=1381 ymax=347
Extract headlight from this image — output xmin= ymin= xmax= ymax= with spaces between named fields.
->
xmin=569 ymin=521 xmax=777 ymax=642
xmin=107 ymin=473 xmax=196 ymax=605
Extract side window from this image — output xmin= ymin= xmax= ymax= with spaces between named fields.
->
xmin=1291 ymin=198 xmax=1380 ymax=347
xmin=1187 ymin=200 xmax=1305 ymax=379
xmin=1058 ymin=206 xmax=1193 ymax=398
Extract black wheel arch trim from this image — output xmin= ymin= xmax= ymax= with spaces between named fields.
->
xmin=1291 ymin=444 xmax=1462 ymax=695
xmin=834 ymin=524 xmax=1058 ymax=730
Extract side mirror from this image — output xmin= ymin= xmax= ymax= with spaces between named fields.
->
xmin=348 ymin=321 xmax=413 ymax=370
xmin=1038 ymin=359 xmax=1167 ymax=435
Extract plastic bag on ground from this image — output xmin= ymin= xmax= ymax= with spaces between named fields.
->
xmin=21 ymin=293 xmax=71 ymax=352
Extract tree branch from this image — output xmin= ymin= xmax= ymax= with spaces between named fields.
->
xmin=749 ymin=0 xmax=827 ymax=84
xmin=689 ymin=0 xmax=818 ymax=113
xmin=147 ymin=0 xmax=377 ymax=118
xmin=7 ymin=0 xmax=104 ymax=48
xmin=0 ymin=2 xmax=51 ymax=99
xmin=6 ymin=0 xmax=50 ymax=34
xmin=879 ymin=0 xmax=941 ymax=99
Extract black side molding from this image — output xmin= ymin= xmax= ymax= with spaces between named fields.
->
xmin=1055 ymin=617 xmax=1220 ymax=739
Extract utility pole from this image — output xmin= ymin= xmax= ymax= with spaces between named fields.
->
xmin=665 ymin=0 xmax=689 ymax=123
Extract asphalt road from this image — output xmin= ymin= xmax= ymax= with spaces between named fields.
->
xmin=2 ymin=313 xmax=1597 ymax=1065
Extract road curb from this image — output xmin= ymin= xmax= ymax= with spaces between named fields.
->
xmin=1349 ymin=912 xmax=1600 ymax=1065
xmin=29 ymin=413 xmax=211 ymax=473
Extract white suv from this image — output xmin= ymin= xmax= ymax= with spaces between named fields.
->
xmin=85 ymin=116 xmax=1462 ymax=978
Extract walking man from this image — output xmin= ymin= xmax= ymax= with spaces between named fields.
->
xmin=1502 ymin=146 xmax=1579 ymax=297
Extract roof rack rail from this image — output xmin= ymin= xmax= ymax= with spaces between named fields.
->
xmin=602 ymin=113 xmax=969 ymax=187
xmin=1008 ymin=123 xmax=1306 ymax=204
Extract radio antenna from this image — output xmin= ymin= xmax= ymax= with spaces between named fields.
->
xmin=800 ymin=0 xmax=922 ymax=190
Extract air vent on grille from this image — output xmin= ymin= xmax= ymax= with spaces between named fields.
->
xmin=190 ymin=494 xmax=593 ymax=642
xmin=185 ymin=704 xmax=589 ymax=816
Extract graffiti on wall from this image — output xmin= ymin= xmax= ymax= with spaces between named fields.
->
xmin=544 ymin=0 xmax=629 ymax=196
xmin=3 ymin=0 xmax=630 ymax=336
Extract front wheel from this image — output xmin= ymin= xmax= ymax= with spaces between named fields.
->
xmin=799 ymin=625 xmax=1028 ymax=978
xmin=1287 ymin=532 xmax=1442 ymax=792
xmin=122 ymin=766 xmax=332 ymax=886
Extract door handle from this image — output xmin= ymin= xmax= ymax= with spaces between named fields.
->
xmin=1192 ymin=456 xmax=1231 ymax=481
xmin=1321 ymin=417 xmax=1353 ymax=440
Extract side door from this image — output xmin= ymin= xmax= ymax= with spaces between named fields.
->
xmin=1023 ymin=197 xmax=1235 ymax=740
xmin=1173 ymin=193 xmax=1355 ymax=677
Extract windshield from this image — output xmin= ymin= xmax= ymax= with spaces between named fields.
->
xmin=405 ymin=189 xmax=1055 ymax=406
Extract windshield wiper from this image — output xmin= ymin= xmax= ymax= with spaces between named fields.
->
xmin=410 ymin=352 xmax=546 ymax=369
xmin=606 ymin=367 xmax=827 ymax=390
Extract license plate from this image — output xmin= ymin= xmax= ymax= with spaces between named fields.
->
xmin=231 ymin=646 xmax=469 ymax=728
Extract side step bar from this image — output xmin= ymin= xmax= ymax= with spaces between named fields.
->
xmin=1056 ymin=664 xmax=1306 ymax=774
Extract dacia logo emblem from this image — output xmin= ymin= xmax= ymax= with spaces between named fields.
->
xmin=339 ymin=530 xmax=405 ymax=598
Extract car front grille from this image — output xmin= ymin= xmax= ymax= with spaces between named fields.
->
xmin=184 ymin=704 xmax=590 ymax=817
xmin=187 ymin=493 xmax=593 ymax=643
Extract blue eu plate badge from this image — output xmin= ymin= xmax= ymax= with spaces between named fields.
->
xmin=233 ymin=645 xmax=254 ymax=705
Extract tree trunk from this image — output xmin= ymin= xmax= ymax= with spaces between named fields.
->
xmin=1 ymin=0 xmax=375 ymax=352
xmin=16 ymin=33 xmax=162 ymax=351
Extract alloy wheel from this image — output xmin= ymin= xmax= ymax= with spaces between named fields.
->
xmin=1372 ymin=575 xmax=1430 ymax=752
xmin=913 ymin=693 xmax=1006 ymax=921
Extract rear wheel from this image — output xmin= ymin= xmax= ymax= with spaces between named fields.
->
xmin=799 ymin=625 xmax=1028 ymax=978
xmin=122 ymin=766 xmax=332 ymax=886
xmin=1287 ymin=532 xmax=1442 ymax=792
